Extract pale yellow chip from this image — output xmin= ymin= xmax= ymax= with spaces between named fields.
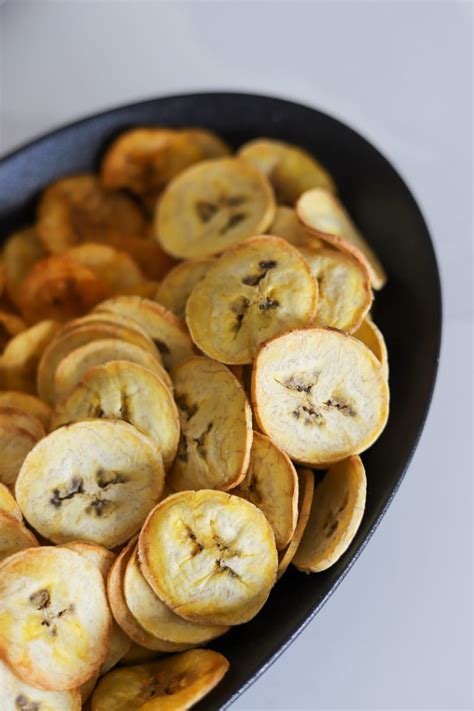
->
xmin=38 ymin=318 xmax=160 ymax=404
xmin=107 ymin=537 xmax=195 ymax=652
xmin=270 ymin=205 xmax=323 ymax=249
xmin=297 ymin=188 xmax=387 ymax=289
xmin=54 ymin=337 xmax=171 ymax=402
xmin=95 ymin=296 xmax=195 ymax=369
xmin=0 ymin=319 xmax=60 ymax=394
xmin=186 ymin=236 xmax=318 ymax=364
xmin=239 ymin=138 xmax=335 ymax=204
xmin=91 ymin=649 xmax=229 ymax=711
xmin=252 ymin=328 xmax=389 ymax=466
xmin=156 ymin=157 xmax=276 ymax=259
xmin=124 ymin=546 xmax=228 ymax=645
xmin=2 ymin=227 xmax=47 ymax=306
xmin=0 ymin=309 xmax=27 ymax=350
xmin=233 ymin=432 xmax=298 ymax=550
xmin=63 ymin=541 xmax=132 ymax=674
xmin=66 ymin=242 xmax=144 ymax=293
xmin=0 ymin=410 xmax=44 ymax=486
xmin=0 ymin=481 xmax=22 ymax=520
xmin=0 ymin=546 xmax=112 ymax=691
xmin=0 ymin=391 xmax=52 ymax=429
xmin=353 ymin=316 xmax=389 ymax=378
xmin=293 ymin=456 xmax=366 ymax=572
xmin=37 ymin=174 xmax=147 ymax=253
xmin=300 ymin=246 xmax=372 ymax=333
xmin=139 ymin=490 xmax=278 ymax=626
xmin=277 ymin=468 xmax=315 ymax=579
xmin=52 ymin=360 xmax=180 ymax=469
xmin=156 ymin=257 xmax=215 ymax=318
xmin=169 ymin=356 xmax=252 ymax=492
xmin=19 ymin=255 xmax=109 ymax=324
xmin=0 ymin=658 xmax=81 ymax=711
xmin=15 ymin=419 xmax=165 ymax=548
xmin=0 ymin=511 xmax=39 ymax=562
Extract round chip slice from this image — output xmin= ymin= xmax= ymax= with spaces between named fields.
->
xmin=353 ymin=316 xmax=389 ymax=378
xmin=95 ymin=296 xmax=195 ymax=369
xmin=297 ymin=188 xmax=387 ymax=289
xmin=232 ymin=432 xmax=298 ymax=550
xmin=63 ymin=541 xmax=131 ymax=673
xmin=0 ymin=659 xmax=81 ymax=711
xmin=119 ymin=643 xmax=160 ymax=665
xmin=19 ymin=255 xmax=109 ymax=324
xmin=0 ymin=511 xmax=39 ymax=562
xmin=15 ymin=420 xmax=165 ymax=547
xmin=277 ymin=468 xmax=315 ymax=579
xmin=299 ymin=246 xmax=372 ymax=333
xmin=91 ymin=649 xmax=229 ymax=711
xmin=54 ymin=338 xmax=171 ymax=402
xmin=52 ymin=361 xmax=179 ymax=469
xmin=107 ymin=538 xmax=194 ymax=652
xmin=186 ymin=236 xmax=318 ymax=364
xmin=37 ymin=174 xmax=147 ymax=253
xmin=2 ymin=227 xmax=47 ymax=306
xmin=139 ymin=490 xmax=278 ymax=626
xmin=0 ymin=391 xmax=52 ymax=429
xmin=0 ymin=546 xmax=111 ymax=690
xmin=66 ymin=243 xmax=144 ymax=293
xmin=293 ymin=456 xmax=366 ymax=572
xmin=156 ymin=157 xmax=276 ymax=259
xmin=239 ymin=138 xmax=335 ymax=204
xmin=156 ymin=257 xmax=215 ymax=318
xmin=0 ymin=482 xmax=22 ymax=520
xmin=0 ymin=309 xmax=26 ymax=349
xmin=252 ymin=328 xmax=389 ymax=466
xmin=168 ymin=356 xmax=252 ymax=492
xmin=0 ymin=410 xmax=44 ymax=485
xmin=270 ymin=205 xmax=323 ymax=248
xmin=0 ymin=319 xmax=60 ymax=394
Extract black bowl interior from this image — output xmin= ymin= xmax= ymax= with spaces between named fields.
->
xmin=0 ymin=93 xmax=441 ymax=709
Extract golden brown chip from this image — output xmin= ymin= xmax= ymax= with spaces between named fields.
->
xmin=100 ymin=233 xmax=177 ymax=282
xmin=124 ymin=546 xmax=228 ymax=645
xmin=15 ymin=420 xmax=165 ymax=548
xmin=119 ymin=280 xmax=161 ymax=298
xmin=300 ymin=246 xmax=372 ymax=333
xmin=37 ymin=174 xmax=147 ymax=253
xmin=139 ymin=490 xmax=278 ymax=626
xmin=91 ymin=649 xmax=229 ymax=711
xmin=119 ymin=643 xmax=161 ymax=665
xmin=0 ymin=405 xmax=45 ymax=440
xmin=353 ymin=316 xmax=389 ymax=378
xmin=95 ymin=296 xmax=195 ymax=369
xmin=53 ymin=361 xmax=180 ymax=469
xmin=19 ymin=255 xmax=110 ymax=324
xmin=0 ymin=308 xmax=26 ymax=349
xmin=2 ymin=227 xmax=47 ymax=306
xmin=277 ymin=468 xmax=315 ymax=578
xmin=186 ymin=236 xmax=318 ymax=364
xmin=54 ymin=337 xmax=171 ymax=402
xmin=233 ymin=432 xmax=298 ymax=550
xmin=0 ymin=658 xmax=81 ymax=711
xmin=156 ymin=258 xmax=215 ymax=318
xmin=252 ymin=328 xmax=389 ymax=466
xmin=182 ymin=128 xmax=230 ymax=159
xmin=0 ymin=319 xmax=60 ymax=394
xmin=107 ymin=537 xmax=194 ymax=652
xmin=156 ymin=157 xmax=276 ymax=259
xmin=0 ymin=511 xmax=39 ymax=562
xmin=0 ymin=482 xmax=22 ymax=520
xmin=293 ymin=456 xmax=366 ymax=572
xmin=38 ymin=319 xmax=160 ymax=404
xmin=168 ymin=356 xmax=252 ymax=492
xmin=270 ymin=205 xmax=323 ymax=248
xmin=66 ymin=242 xmax=144 ymax=293
xmin=239 ymin=138 xmax=335 ymax=204
xmin=0 ymin=410 xmax=44 ymax=486
xmin=0 ymin=391 xmax=52 ymax=429
xmin=297 ymin=188 xmax=387 ymax=289
xmin=0 ymin=546 xmax=112 ymax=690
xmin=63 ymin=541 xmax=132 ymax=673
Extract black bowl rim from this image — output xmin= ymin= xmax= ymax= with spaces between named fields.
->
xmin=0 ymin=91 xmax=442 ymax=708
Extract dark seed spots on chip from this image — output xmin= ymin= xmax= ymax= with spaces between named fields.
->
xmin=231 ymin=296 xmax=250 ymax=334
xmin=259 ymin=260 xmax=277 ymax=270
xmin=278 ymin=376 xmax=314 ymax=394
xmin=175 ymin=394 xmax=199 ymax=421
xmin=325 ymin=519 xmax=339 ymax=537
xmin=50 ymin=476 xmax=84 ymax=508
xmin=194 ymin=421 xmax=213 ymax=457
xmin=15 ymin=695 xmax=39 ymax=711
xmin=243 ymin=260 xmax=277 ymax=287
xmin=258 ymin=297 xmax=279 ymax=310
xmin=324 ymin=397 xmax=356 ymax=417
xmin=177 ymin=432 xmax=188 ymax=462
xmin=215 ymin=558 xmax=239 ymax=578
xmin=86 ymin=497 xmax=108 ymax=516
xmin=30 ymin=589 xmax=50 ymax=610
xmin=185 ymin=525 xmax=203 ymax=556
xmin=292 ymin=404 xmax=324 ymax=426
xmin=154 ymin=339 xmax=170 ymax=355
xmin=196 ymin=200 xmax=218 ymax=223
xmin=119 ymin=390 xmax=132 ymax=423
xmin=96 ymin=469 xmax=126 ymax=488
xmin=219 ymin=212 xmax=247 ymax=235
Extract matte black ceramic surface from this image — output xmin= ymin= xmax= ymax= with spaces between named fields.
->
xmin=0 ymin=93 xmax=441 ymax=710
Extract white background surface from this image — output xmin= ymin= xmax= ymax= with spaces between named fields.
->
xmin=0 ymin=2 xmax=472 ymax=709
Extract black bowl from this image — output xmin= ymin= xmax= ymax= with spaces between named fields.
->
xmin=0 ymin=93 xmax=441 ymax=709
